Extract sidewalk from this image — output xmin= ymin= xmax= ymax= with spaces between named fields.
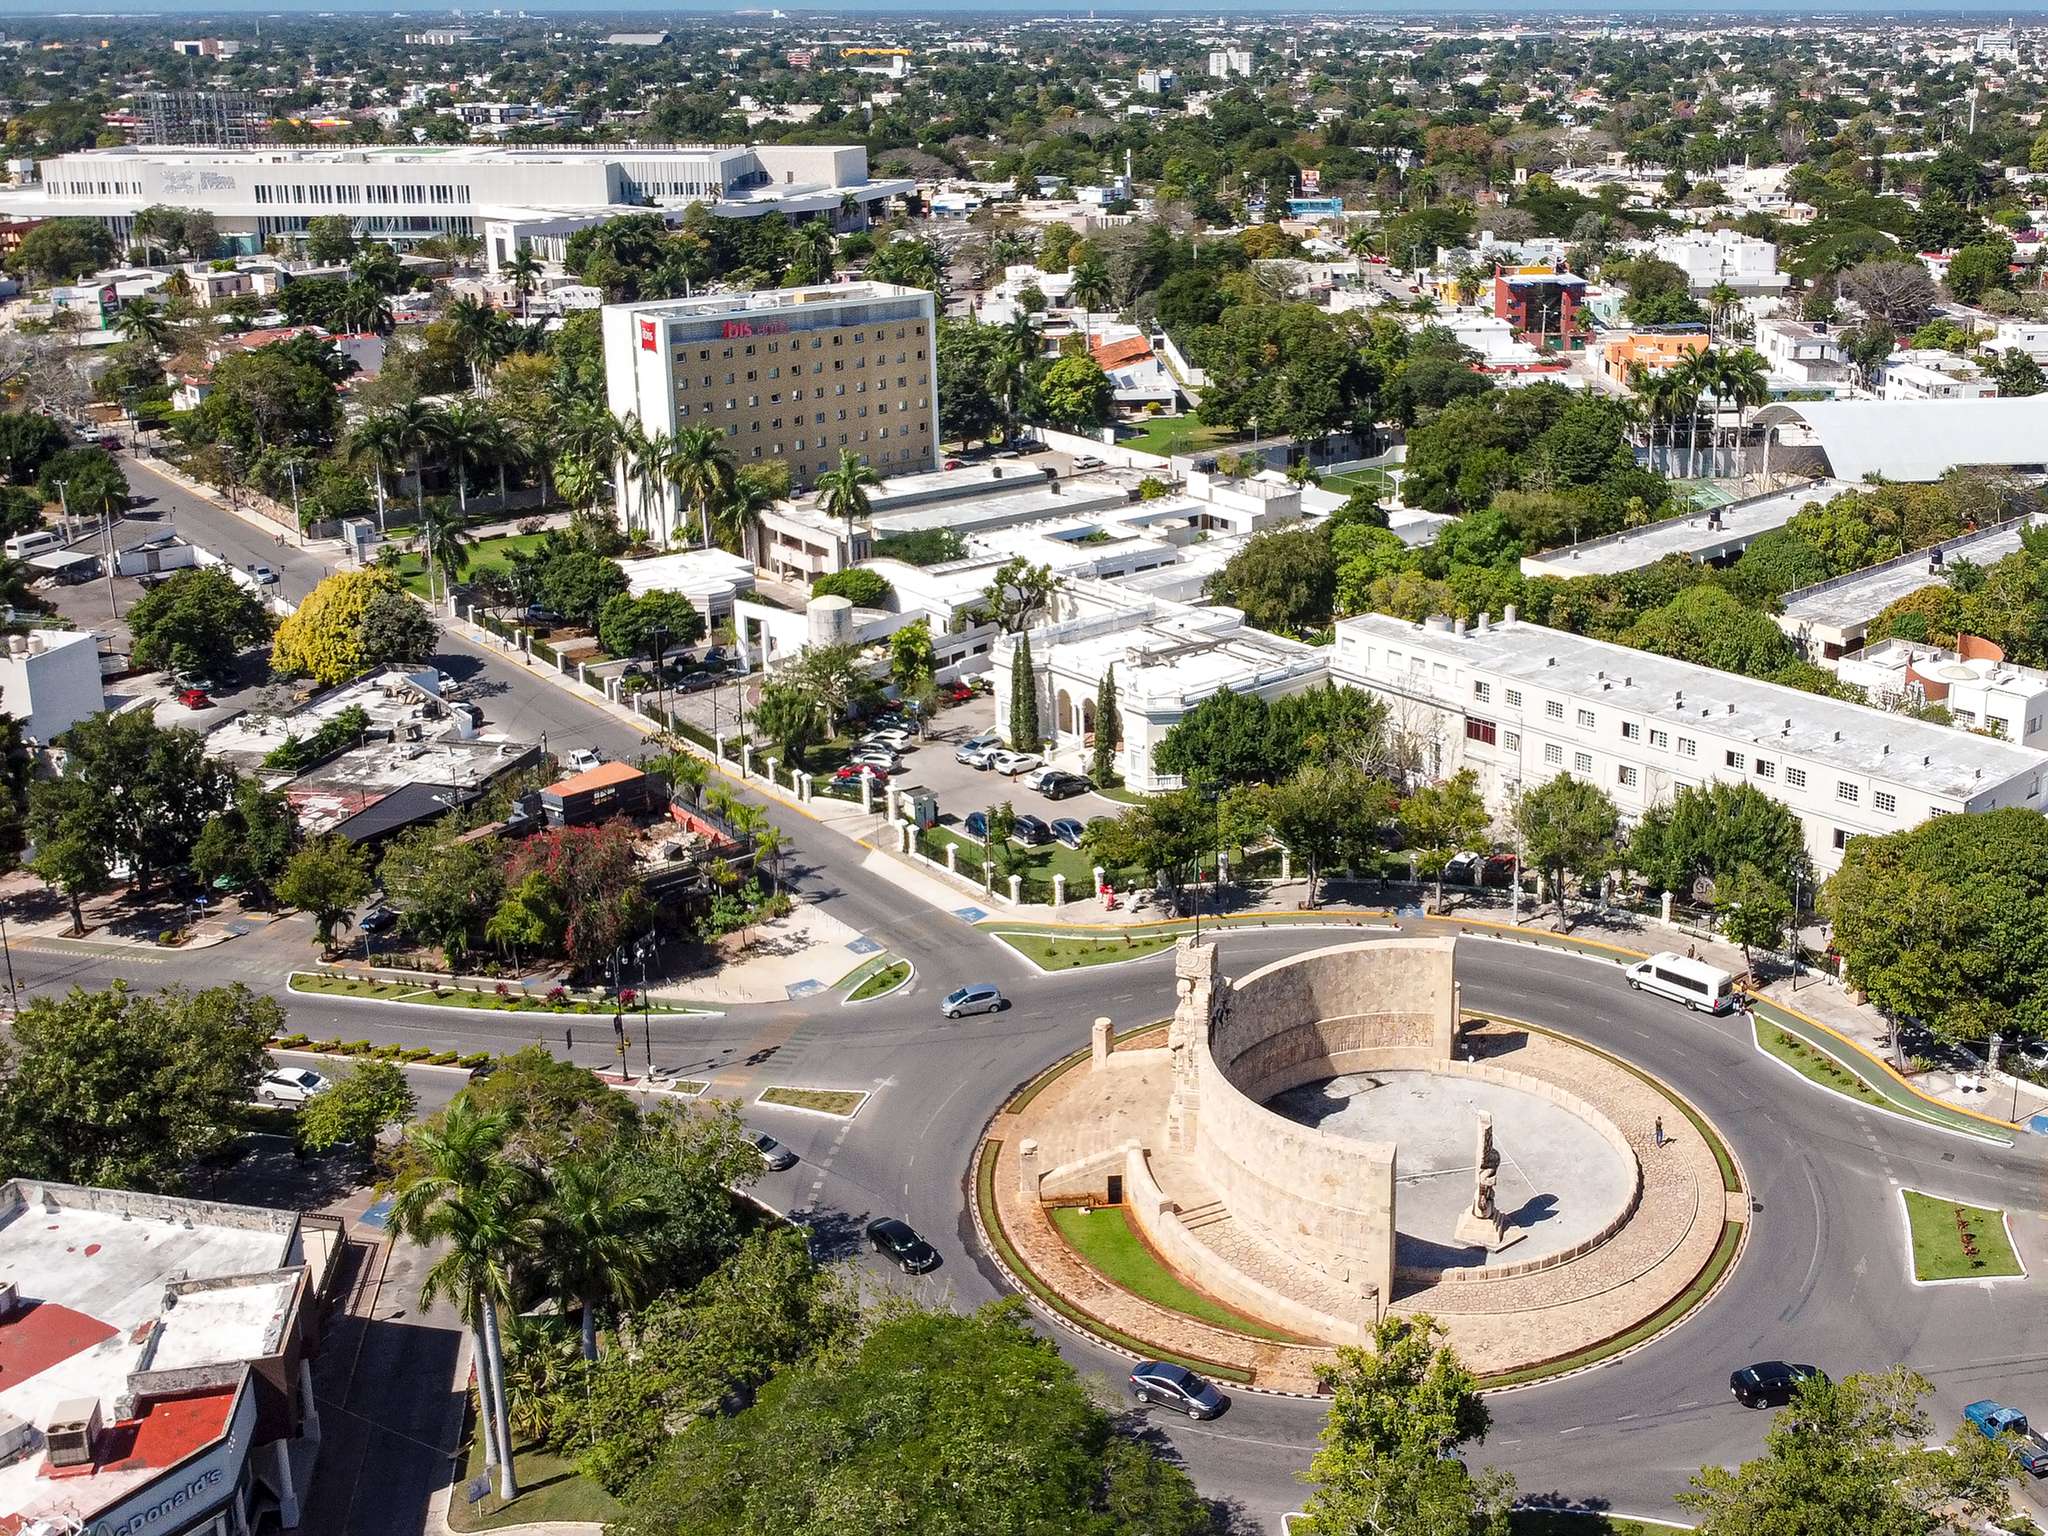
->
xmin=0 ymin=870 xmax=276 ymax=952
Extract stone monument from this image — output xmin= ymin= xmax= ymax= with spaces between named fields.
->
xmin=1454 ymin=1111 xmax=1525 ymax=1252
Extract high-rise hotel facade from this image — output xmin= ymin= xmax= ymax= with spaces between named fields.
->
xmin=601 ymin=282 xmax=939 ymax=540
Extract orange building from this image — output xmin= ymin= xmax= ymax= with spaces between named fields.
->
xmin=1598 ymin=329 xmax=1710 ymax=384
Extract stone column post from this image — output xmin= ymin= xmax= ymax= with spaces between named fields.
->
xmin=1281 ymin=848 xmax=1292 ymax=882
xmin=1092 ymin=864 xmax=1105 ymax=900
xmin=1091 ymin=1015 xmax=1113 ymax=1068
xmin=1053 ymin=873 xmax=1066 ymax=908
xmin=982 ymin=860 xmax=995 ymax=894
xmin=945 ymin=844 xmax=959 ymax=876
xmin=860 ymin=776 xmax=873 ymax=815
xmin=766 ymin=756 xmax=779 ymax=789
xmin=898 ymin=822 xmax=912 ymax=854
xmin=1008 ymin=873 xmax=1022 ymax=904
xmin=1660 ymin=890 xmax=1673 ymax=924
xmin=741 ymin=742 xmax=754 ymax=779
xmin=1016 ymin=1138 xmax=1040 ymax=1196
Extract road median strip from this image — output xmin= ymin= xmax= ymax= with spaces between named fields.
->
xmin=289 ymin=970 xmax=720 ymax=1019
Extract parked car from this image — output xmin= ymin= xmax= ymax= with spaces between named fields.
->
xmin=245 ymin=562 xmax=279 ymax=586
xmin=176 ymin=686 xmax=211 ymax=709
xmin=944 ymin=681 xmax=976 ymax=704
xmin=1128 ymin=1361 xmax=1227 ymax=1420
xmin=563 ymin=748 xmax=605 ymax=773
xmin=847 ymin=749 xmax=901 ymax=773
xmin=1444 ymin=851 xmax=1485 ymax=885
xmin=955 ymin=730 xmax=1001 ymax=765
xmin=991 ymin=750 xmax=1042 ymax=777
xmin=1730 ymin=1361 xmax=1825 ymax=1409
xmin=258 ymin=1067 xmax=331 ymax=1107
xmin=1966 ymin=1401 xmax=2048 ymax=1474
xmin=866 ymin=1217 xmax=940 ymax=1274
xmin=941 ymin=983 xmax=1006 ymax=1018
xmin=1051 ymin=817 xmax=1087 ymax=850
xmin=861 ymin=728 xmax=916 ymax=753
xmin=956 ymin=743 xmax=1000 ymax=770
xmin=1011 ymin=814 xmax=1053 ymax=845
xmin=745 ymin=1130 xmax=798 ymax=1171
xmin=1073 ymin=454 xmax=1104 ymax=470
xmin=358 ymin=905 xmax=400 ymax=935
xmin=833 ymin=764 xmax=890 ymax=788
xmin=963 ymin=810 xmax=990 ymax=840
xmin=1040 ymin=772 xmax=1093 ymax=800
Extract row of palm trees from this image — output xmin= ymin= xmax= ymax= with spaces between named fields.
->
xmin=390 ymin=1099 xmax=669 ymax=1501
xmin=1623 ymin=346 xmax=1771 ymax=485
xmin=346 ymin=399 xmax=531 ymax=597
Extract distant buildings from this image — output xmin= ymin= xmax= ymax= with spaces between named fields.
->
xmin=140 ymin=90 xmax=262 ymax=149
xmin=1647 ymin=229 xmax=1790 ymax=298
xmin=1207 ymin=47 xmax=1253 ymax=77
xmin=1491 ymin=266 xmax=1587 ymax=351
xmin=170 ymin=37 xmax=242 ymax=59
xmin=602 ymin=282 xmax=940 ymax=535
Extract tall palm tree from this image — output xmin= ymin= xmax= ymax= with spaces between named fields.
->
xmin=446 ymin=295 xmax=511 ymax=393
xmin=661 ymin=424 xmax=735 ymax=550
xmin=434 ymin=398 xmax=496 ymax=517
xmin=796 ymin=218 xmax=835 ymax=284
xmin=1676 ymin=348 xmax=1718 ymax=479
xmin=815 ymin=449 xmax=881 ymax=553
xmin=1068 ymin=254 xmax=1111 ymax=348
xmin=532 ymin=1152 xmax=659 ymax=1362
xmin=503 ymin=249 xmax=543 ymax=319
xmin=557 ymin=395 xmax=622 ymax=480
xmin=115 ymin=297 xmax=171 ymax=353
xmin=336 ymin=279 xmax=394 ymax=336
xmin=420 ymin=499 xmax=475 ymax=601
xmin=1345 ymin=224 xmax=1376 ymax=288
xmin=719 ymin=466 xmax=778 ymax=564
xmin=615 ymin=415 xmax=663 ymax=541
xmin=389 ymin=1102 xmax=528 ymax=1500
xmin=554 ymin=451 xmax=606 ymax=517
xmin=1714 ymin=347 xmax=1770 ymax=488
xmin=346 ymin=411 xmax=406 ymax=530
xmin=390 ymin=399 xmax=444 ymax=523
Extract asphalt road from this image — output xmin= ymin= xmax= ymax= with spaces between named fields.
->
xmin=62 ymin=454 xmax=2048 ymax=1531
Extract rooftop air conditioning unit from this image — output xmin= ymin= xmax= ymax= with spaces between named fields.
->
xmin=44 ymin=1398 xmax=100 ymax=1468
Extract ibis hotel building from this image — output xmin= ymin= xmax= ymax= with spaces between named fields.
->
xmin=602 ymin=281 xmax=939 ymax=538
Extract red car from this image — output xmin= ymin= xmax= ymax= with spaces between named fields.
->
xmin=833 ymin=764 xmax=889 ymax=786
xmin=176 ymin=686 xmax=211 ymax=709
xmin=944 ymin=681 xmax=976 ymax=704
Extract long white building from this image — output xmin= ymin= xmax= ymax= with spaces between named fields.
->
xmin=1329 ymin=608 xmax=2048 ymax=874
xmin=0 ymin=142 xmax=910 ymax=269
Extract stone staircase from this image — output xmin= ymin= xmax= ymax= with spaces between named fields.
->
xmin=1178 ymin=1198 xmax=1232 ymax=1233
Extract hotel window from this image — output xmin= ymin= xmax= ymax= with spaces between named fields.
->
xmin=1618 ymin=765 xmax=1638 ymax=788
xmin=1465 ymin=717 xmax=1498 ymax=745
xmin=1786 ymin=767 xmax=1807 ymax=789
xmin=1574 ymin=751 xmax=1593 ymax=773
xmin=1649 ymin=728 xmax=1668 ymax=749
xmin=1473 ymin=681 xmax=1491 ymax=703
xmin=1833 ymin=828 xmax=1854 ymax=851
xmin=1874 ymin=789 xmax=1897 ymax=814
xmin=1504 ymin=731 xmax=1520 ymax=750
xmin=1725 ymin=751 xmax=1745 ymax=771
xmin=1755 ymin=759 xmax=1775 ymax=779
xmin=1544 ymin=744 xmax=1563 ymax=766
xmin=1677 ymin=737 xmax=1696 ymax=758
xmin=1836 ymin=782 xmax=1859 ymax=804
xmin=1546 ymin=700 xmax=1564 ymax=720
xmin=1621 ymin=721 xmax=1640 ymax=741
xmin=1577 ymin=708 xmax=1595 ymax=729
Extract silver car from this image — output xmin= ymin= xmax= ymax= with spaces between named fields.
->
xmin=941 ymin=983 xmax=1006 ymax=1018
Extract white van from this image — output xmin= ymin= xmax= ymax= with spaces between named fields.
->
xmin=1626 ymin=952 xmax=1737 ymax=1014
xmin=5 ymin=530 xmax=61 ymax=560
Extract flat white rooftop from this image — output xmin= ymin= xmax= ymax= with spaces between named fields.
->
xmin=1778 ymin=516 xmax=2042 ymax=640
xmin=1520 ymin=481 xmax=1843 ymax=578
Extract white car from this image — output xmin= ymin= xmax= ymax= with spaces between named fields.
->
xmin=847 ymin=748 xmax=901 ymax=772
xmin=861 ymin=727 xmax=916 ymax=752
xmin=991 ymin=750 xmax=1042 ymax=777
xmin=956 ymin=743 xmax=999 ymax=770
xmin=563 ymin=748 xmax=605 ymax=773
xmin=258 ymin=1067 xmax=331 ymax=1107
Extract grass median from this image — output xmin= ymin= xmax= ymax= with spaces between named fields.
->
xmin=1049 ymin=1205 xmax=1306 ymax=1344
xmin=757 ymin=1086 xmax=867 ymax=1117
xmin=291 ymin=972 xmax=710 ymax=1016
xmin=843 ymin=957 xmax=912 ymax=1002
xmin=1902 ymin=1190 xmax=2024 ymax=1281
xmin=993 ymin=930 xmax=1179 ymax=970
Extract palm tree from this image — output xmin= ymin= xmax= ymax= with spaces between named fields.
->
xmin=446 ymin=295 xmax=511 ymax=393
xmin=1714 ymin=347 xmax=1770 ymax=488
xmin=532 ymin=1152 xmax=659 ymax=1362
xmin=554 ymin=451 xmax=606 ymax=517
xmin=420 ymin=499 xmax=475 ymax=601
xmin=346 ymin=411 xmax=406 ymax=530
xmin=815 ymin=449 xmax=881 ymax=552
xmin=389 ymin=399 xmax=444 ymax=525
xmin=796 ymin=218 xmax=835 ymax=284
xmin=1707 ymin=279 xmax=1739 ymax=342
xmin=389 ymin=1103 xmax=528 ymax=1500
xmin=1000 ymin=311 xmax=1039 ymax=434
xmin=503 ymin=249 xmax=542 ymax=319
xmin=661 ymin=424 xmax=735 ymax=551
xmin=616 ymin=416 xmax=664 ymax=541
xmin=336 ymin=279 xmax=394 ymax=336
xmin=720 ymin=468 xmax=778 ymax=564
xmin=557 ymin=395 xmax=622 ymax=480
xmin=434 ymin=398 xmax=497 ymax=517
xmin=115 ymin=297 xmax=171 ymax=353
xmin=1345 ymin=224 xmax=1376 ymax=288
xmin=1676 ymin=348 xmax=1718 ymax=479
xmin=1068 ymin=254 xmax=1111 ymax=348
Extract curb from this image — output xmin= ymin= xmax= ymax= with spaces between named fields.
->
xmin=287 ymin=973 xmax=726 ymax=1022
xmin=840 ymin=957 xmax=914 ymax=1006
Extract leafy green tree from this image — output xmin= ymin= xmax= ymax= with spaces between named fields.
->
xmin=359 ymin=588 xmax=437 ymax=669
xmin=1628 ymin=782 xmax=1811 ymax=899
xmin=1008 ymin=635 xmax=1039 ymax=750
xmin=596 ymin=589 xmax=704 ymax=661
xmin=38 ymin=445 xmax=129 ymax=520
xmin=26 ymin=818 xmax=108 ymax=935
xmin=191 ymin=338 xmax=351 ymax=455
xmin=5 ymin=218 xmax=114 ymax=283
xmin=273 ymin=567 xmax=414 ymax=686
xmin=1157 ymin=690 xmax=1280 ymax=787
xmin=753 ymin=683 xmax=824 ymax=771
xmin=1718 ymin=865 xmax=1792 ymax=975
xmin=1400 ymin=769 xmax=1492 ymax=908
xmin=191 ymin=778 xmax=296 ymax=906
xmin=1193 ymin=301 xmax=1380 ymax=441
xmin=303 ymin=214 xmax=358 ymax=265
xmin=536 ymin=548 xmax=630 ymax=629
xmin=1260 ymin=761 xmax=1394 ymax=907
xmin=1512 ymin=773 xmax=1620 ymax=931
xmin=1945 ymin=241 xmax=2013 ymax=304
xmin=0 ymin=411 xmax=68 ymax=483
xmin=127 ymin=566 xmax=270 ymax=682
xmin=980 ymin=556 xmax=1061 ymax=632
xmin=1990 ymin=349 xmax=2046 ymax=398
xmin=935 ymin=318 xmax=1008 ymax=446
xmin=296 ymin=1059 xmax=418 ymax=1156
xmin=1091 ymin=666 xmax=1120 ymax=785
xmin=276 ymin=836 xmax=373 ymax=951
xmin=502 ymin=823 xmax=652 ymax=976
xmin=788 ymin=642 xmax=878 ymax=728
xmin=1033 ymin=354 xmax=1114 ymax=431
xmin=1083 ymin=788 xmax=1216 ymax=910
xmin=1205 ymin=524 xmax=1336 ymax=636
xmin=485 ymin=869 xmax=565 ymax=967
xmin=534 ymin=1148 xmax=661 ymax=1361
xmin=0 ymin=982 xmax=280 ymax=1192
xmin=1823 ymin=806 xmax=2048 ymax=1044
xmin=1306 ymin=1314 xmax=1512 ymax=1536
xmin=379 ymin=824 xmax=506 ymax=966
xmin=33 ymin=710 xmax=233 ymax=893
xmin=889 ymin=618 xmax=936 ymax=696
xmin=611 ymin=1299 xmax=1214 ymax=1536
xmin=1625 ymin=586 xmax=1802 ymax=678
xmin=1678 ymin=1367 xmax=2017 ymax=1535
xmin=809 ymin=568 xmax=892 ymax=607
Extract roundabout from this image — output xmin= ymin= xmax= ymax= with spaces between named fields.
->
xmin=978 ymin=934 xmax=1748 ymax=1390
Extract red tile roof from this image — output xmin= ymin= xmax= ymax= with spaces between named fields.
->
xmin=1089 ymin=335 xmax=1154 ymax=370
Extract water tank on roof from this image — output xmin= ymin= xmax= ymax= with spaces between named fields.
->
xmin=808 ymin=594 xmax=854 ymax=649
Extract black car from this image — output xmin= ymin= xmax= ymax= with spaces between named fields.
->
xmin=1731 ymin=1361 xmax=1825 ymax=1409
xmin=358 ymin=905 xmax=399 ymax=935
xmin=866 ymin=1217 xmax=940 ymax=1274
xmin=1040 ymin=773 xmax=1093 ymax=801
xmin=1012 ymin=814 xmax=1053 ymax=845
xmin=1129 ymin=1361 xmax=1227 ymax=1420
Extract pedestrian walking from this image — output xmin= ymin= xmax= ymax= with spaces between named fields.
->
xmin=1653 ymin=1115 xmax=1665 ymax=1149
